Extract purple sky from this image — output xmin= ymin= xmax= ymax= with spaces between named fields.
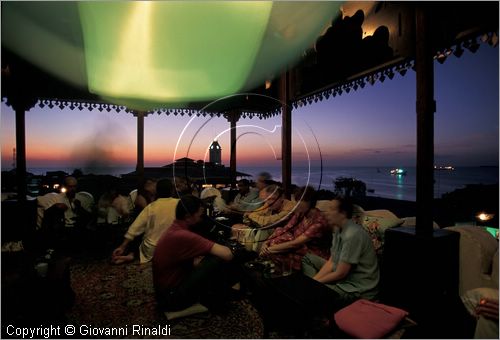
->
xmin=1 ymin=44 xmax=498 ymax=170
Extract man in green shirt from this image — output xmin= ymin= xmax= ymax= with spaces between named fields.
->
xmin=303 ymin=197 xmax=380 ymax=304
xmin=241 ymin=197 xmax=379 ymax=337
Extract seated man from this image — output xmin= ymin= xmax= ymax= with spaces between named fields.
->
xmin=39 ymin=176 xmax=94 ymax=253
xmin=112 ymin=178 xmax=178 ymax=264
xmin=44 ymin=176 xmax=94 ymax=229
xmin=244 ymin=185 xmax=294 ymax=227
xmin=242 ymin=197 xmax=379 ymax=336
xmin=259 ymin=186 xmax=331 ymax=270
xmin=97 ymin=187 xmax=134 ymax=225
xmin=153 ymin=195 xmax=238 ymax=313
xmin=173 ymin=176 xmax=198 ymax=198
xmin=200 ymin=187 xmax=227 ymax=216
xmin=255 ymin=171 xmax=273 ymax=192
xmin=129 ymin=177 xmax=157 ymax=217
xmin=302 ymin=196 xmax=380 ymax=306
xmin=224 ymin=179 xmax=261 ymax=215
xmin=232 ymin=184 xmax=295 ymax=252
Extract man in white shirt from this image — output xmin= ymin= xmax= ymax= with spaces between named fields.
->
xmin=38 ymin=176 xmax=94 ymax=253
xmin=112 ymin=178 xmax=179 ymax=264
xmin=38 ymin=176 xmax=94 ymax=228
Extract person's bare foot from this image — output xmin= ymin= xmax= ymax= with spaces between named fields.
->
xmin=111 ymin=253 xmax=135 ymax=265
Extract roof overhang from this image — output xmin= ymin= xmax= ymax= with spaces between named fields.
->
xmin=2 ymin=2 xmax=498 ymax=115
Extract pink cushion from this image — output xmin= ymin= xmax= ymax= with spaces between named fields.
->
xmin=334 ymin=299 xmax=408 ymax=339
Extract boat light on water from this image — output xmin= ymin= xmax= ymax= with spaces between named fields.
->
xmin=434 ymin=165 xmax=455 ymax=171
xmin=390 ymin=168 xmax=407 ymax=176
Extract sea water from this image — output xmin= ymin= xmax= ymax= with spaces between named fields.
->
xmin=24 ymin=165 xmax=498 ymax=202
xmin=238 ymin=166 xmax=499 ymax=202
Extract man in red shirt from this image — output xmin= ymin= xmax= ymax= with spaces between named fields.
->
xmin=153 ymin=195 xmax=238 ymax=312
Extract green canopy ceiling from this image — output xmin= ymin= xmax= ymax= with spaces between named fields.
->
xmin=2 ymin=1 xmax=340 ymax=111
xmin=2 ymin=1 xmax=497 ymax=114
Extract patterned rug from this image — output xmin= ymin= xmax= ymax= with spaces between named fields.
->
xmin=66 ymin=259 xmax=264 ymax=339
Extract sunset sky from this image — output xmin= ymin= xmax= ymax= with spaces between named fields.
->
xmin=1 ymin=43 xmax=498 ymax=171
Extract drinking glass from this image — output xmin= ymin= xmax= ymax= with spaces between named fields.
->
xmin=243 ymin=236 xmax=254 ymax=251
xmin=281 ymin=254 xmax=294 ymax=276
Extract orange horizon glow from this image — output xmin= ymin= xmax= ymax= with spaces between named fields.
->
xmin=1 ymin=45 xmax=498 ymax=170
xmin=1 ymin=140 xmax=316 ymax=169
xmin=0 ymin=114 xmax=488 ymax=168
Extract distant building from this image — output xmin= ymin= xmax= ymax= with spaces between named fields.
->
xmin=121 ymin=157 xmax=250 ymax=187
xmin=209 ymin=140 xmax=222 ymax=165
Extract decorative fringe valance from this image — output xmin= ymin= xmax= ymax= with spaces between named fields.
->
xmin=2 ymin=32 xmax=496 ymax=117
xmin=0 ymin=97 xmax=281 ymax=120
xmin=37 ymin=99 xmax=132 ymax=114
xmin=292 ymin=59 xmax=415 ymax=109
xmin=146 ymin=108 xmax=281 ymax=120
xmin=292 ymin=32 xmax=497 ymax=108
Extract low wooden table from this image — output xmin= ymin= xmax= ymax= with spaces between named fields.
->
xmin=240 ymin=260 xmax=342 ymax=337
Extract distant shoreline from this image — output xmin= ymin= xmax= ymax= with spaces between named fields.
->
xmin=3 ymin=165 xmax=498 ymax=204
xmin=1 ymin=164 xmax=498 ymax=173
xmin=2 ymin=166 xmax=497 ymax=227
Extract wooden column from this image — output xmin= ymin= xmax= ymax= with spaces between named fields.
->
xmin=136 ymin=111 xmax=145 ymax=183
xmin=9 ymin=91 xmax=37 ymax=202
xmin=5 ymin=61 xmax=37 ymax=210
xmin=383 ymin=7 xmax=460 ymax=314
xmin=280 ymin=71 xmax=292 ymax=198
xmin=15 ymin=107 xmax=27 ymax=202
xmin=229 ymin=112 xmax=238 ymax=188
xmin=415 ymin=6 xmax=435 ymax=237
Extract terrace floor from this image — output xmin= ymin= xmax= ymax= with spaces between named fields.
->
xmin=2 ymin=216 xmax=478 ymax=339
